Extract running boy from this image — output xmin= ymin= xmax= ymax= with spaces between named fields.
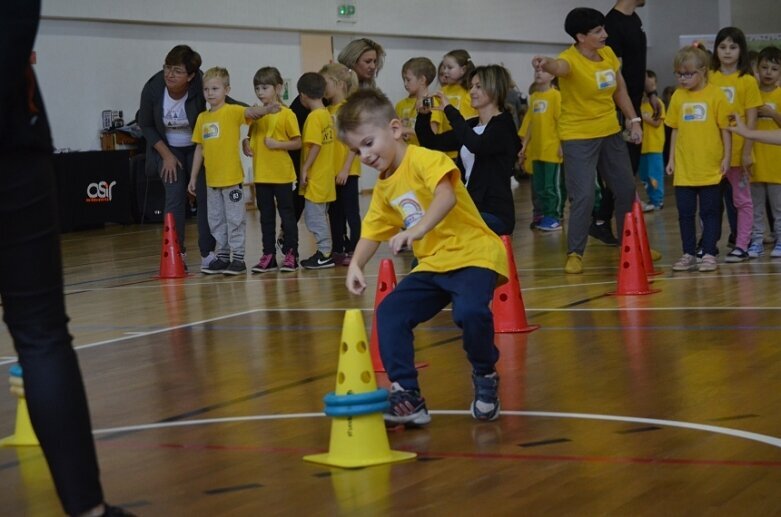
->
xmin=188 ymin=67 xmax=268 ymax=275
xmin=338 ymin=89 xmax=509 ymax=425
xmin=297 ymin=72 xmax=336 ymax=269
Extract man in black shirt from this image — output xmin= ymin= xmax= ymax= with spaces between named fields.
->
xmin=590 ymin=0 xmax=660 ymax=244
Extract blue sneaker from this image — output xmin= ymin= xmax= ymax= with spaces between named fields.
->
xmin=471 ymin=372 xmax=500 ymax=421
xmin=747 ymin=241 xmax=764 ymax=259
xmin=536 ymin=216 xmax=562 ymax=232
xmin=384 ymin=382 xmax=431 ymax=427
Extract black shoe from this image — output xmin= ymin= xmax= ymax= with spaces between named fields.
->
xmin=300 ymin=250 xmax=335 ymax=269
xmin=223 ymin=259 xmax=246 ymax=275
xmin=589 ymin=222 xmax=618 ymax=246
xmin=202 ymin=257 xmax=229 ymax=274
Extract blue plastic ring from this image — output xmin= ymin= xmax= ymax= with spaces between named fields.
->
xmin=323 ymin=389 xmax=388 ymax=406
xmin=324 ymin=400 xmax=390 ymax=417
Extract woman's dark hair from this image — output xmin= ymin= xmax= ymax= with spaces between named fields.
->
xmin=564 ymin=7 xmax=605 ymax=41
xmin=165 ymin=45 xmax=202 ymax=75
xmin=711 ymin=27 xmax=752 ymax=76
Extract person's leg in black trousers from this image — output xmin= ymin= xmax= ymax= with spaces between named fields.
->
xmin=1 ymin=153 xmax=104 ymax=516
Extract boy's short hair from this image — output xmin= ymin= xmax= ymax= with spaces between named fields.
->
xmin=402 ymin=57 xmax=437 ymax=86
xmin=165 ymin=45 xmax=201 ymax=75
xmin=297 ymin=72 xmax=326 ymax=99
xmin=254 ymin=66 xmax=283 ymax=87
xmin=203 ymin=67 xmax=230 ymax=87
xmin=646 ymin=69 xmax=657 ymax=79
xmin=337 ymin=89 xmax=398 ymax=138
xmin=758 ymin=46 xmax=781 ymax=66
xmin=564 ymin=7 xmax=605 ymax=40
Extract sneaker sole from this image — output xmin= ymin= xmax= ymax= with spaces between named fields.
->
xmin=470 ymin=400 xmax=501 ymax=421
xmin=383 ymin=411 xmax=431 ymax=427
xmin=202 ymin=269 xmax=227 ymax=275
xmin=251 ymin=268 xmax=276 ymax=273
xmin=279 ymin=266 xmax=298 ymax=272
xmin=223 ymin=270 xmax=246 ymax=276
xmin=301 ymin=263 xmax=335 ymax=270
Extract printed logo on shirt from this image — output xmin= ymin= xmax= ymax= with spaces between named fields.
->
xmin=322 ymin=126 xmax=334 ymax=145
xmin=533 ymin=100 xmax=548 ymax=113
xmin=760 ymin=102 xmax=777 ymax=119
xmin=203 ymin=123 xmax=220 ymax=140
xmin=720 ymin=86 xmax=736 ymax=104
xmin=595 ymin=69 xmax=616 ymax=90
xmin=391 ymin=191 xmax=424 ymax=228
xmin=401 ymin=107 xmax=415 ymax=128
xmin=682 ymin=103 xmax=708 ymax=122
xmin=448 ymin=95 xmax=461 ymax=109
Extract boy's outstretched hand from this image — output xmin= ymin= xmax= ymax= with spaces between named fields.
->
xmin=345 ymin=264 xmax=367 ymax=295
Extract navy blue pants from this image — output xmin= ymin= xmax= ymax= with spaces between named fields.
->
xmin=376 ymin=267 xmax=499 ymax=390
xmin=1 ymin=152 xmax=103 ymax=515
xmin=675 ymin=184 xmax=722 ymax=256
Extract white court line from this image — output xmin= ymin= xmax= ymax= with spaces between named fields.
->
xmin=92 ymin=410 xmax=781 ymax=450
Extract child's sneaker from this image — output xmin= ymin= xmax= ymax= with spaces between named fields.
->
xmin=279 ymin=250 xmax=299 ymax=272
xmin=341 ymin=252 xmax=353 ymax=266
xmin=772 ymin=243 xmax=781 ymax=258
xmin=529 ymin=215 xmax=543 ymax=230
xmin=536 ymin=216 xmax=562 ymax=232
xmin=301 ymin=250 xmax=335 ymax=269
xmin=724 ymin=247 xmax=749 ymax=263
xmin=200 ymin=252 xmax=217 ymax=273
xmin=747 ymin=241 xmax=764 ymax=258
xmin=698 ymin=253 xmax=718 ymax=272
xmin=384 ymin=382 xmax=431 ymax=427
xmin=672 ymin=253 xmax=697 ymax=272
xmin=251 ymin=254 xmax=277 ymax=273
xmin=471 ymin=372 xmax=500 ymax=421
xmin=223 ymin=260 xmax=246 ymax=276
xmin=564 ymin=252 xmax=583 ymax=274
xmin=203 ymin=257 xmax=229 ymax=275
xmin=641 ymin=202 xmax=655 ymax=212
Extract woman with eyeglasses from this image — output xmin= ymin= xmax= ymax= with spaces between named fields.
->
xmin=139 ymin=45 xmax=216 ymax=271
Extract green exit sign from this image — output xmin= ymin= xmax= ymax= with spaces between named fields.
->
xmin=337 ymin=4 xmax=356 ymax=17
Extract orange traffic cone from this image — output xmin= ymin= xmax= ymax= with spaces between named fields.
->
xmin=369 ymin=259 xmax=428 ymax=373
xmin=369 ymin=259 xmax=396 ymax=372
xmin=493 ymin=235 xmax=540 ymax=333
xmin=157 ymin=213 xmax=187 ymax=279
xmin=608 ymin=213 xmax=660 ymax=296
xmin=632 ymin=201 xmax=661 ymax=276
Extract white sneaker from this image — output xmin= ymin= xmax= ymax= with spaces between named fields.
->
xmin=747 ymin=241 xmax=764 ymax=258
xmin=772 ymin=243 xmax=781 ymax=258
xmin=641 ymin=202 xmax=655 ymax=213
xmin=200 ymin=252 xmax=217 ymax=273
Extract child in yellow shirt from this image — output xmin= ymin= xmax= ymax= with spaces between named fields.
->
xmin=639 ymin=70 xmax=666 ymax=211
xmin=338 ymin=89 xmax=508 ymax=426
xmin=395 ymin=57 xmax=444 ymax=146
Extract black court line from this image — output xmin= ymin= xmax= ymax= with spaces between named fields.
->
xmin=416 ymin=456 xmax=444 ymax=462
xmin=518 ymin=438 xmax=572 ymax=448
xmin=312 ymin=472 xmax=332 ymax=478
xmin=616 ymin=426 xmax=662 ymax=434
xmin=530 ymin=292 xmax=611 ymax=320
xmin=709 ymin=414 xmax=760 ymax=422
xmin=116 ymin=500 xmax=152 ymax=509
xmin=203 ymin=483 xmax=263 ymax=495
xmin=0 ymin=459 xmax=20 ymax=473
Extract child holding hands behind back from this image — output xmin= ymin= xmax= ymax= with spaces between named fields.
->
xmin=338 ymin=89 xmax=508 ymax=426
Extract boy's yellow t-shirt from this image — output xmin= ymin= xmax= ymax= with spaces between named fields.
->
xmin=300 ymin=107 xmax=336 ymax=203
xmin=395 ymin=96 xmax=444 ymax=147
xmin=248 ymin=106 xmax=300 ymax=184
xmin=526 ymin=88 xmax=562 ymax=164
xmin=557 ymin=45 xmax=622 ymax=141
xmin=708 ymin=70 xmax=763 ymax=166
xmin=361 ymin=145 xmax=508 ymax=283
xmin=191 ymin=104 xmax=247 ymax=188
xmin=665 ymin=83 xmax=731 ymax=186
xmin=328 ymin=101 xmax=361 ymax=177
xmin=640 ymin=99 xmax=666 ymax=154
xmin=753 ymin=87 xmax=781 ymax=184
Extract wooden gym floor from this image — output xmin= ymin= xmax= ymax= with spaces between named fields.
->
xmin=2 ymin=177 xmax=781 ymax=516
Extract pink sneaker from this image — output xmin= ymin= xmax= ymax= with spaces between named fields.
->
xmin=279 ymin=250 xmax=298 ymax=272
xmin=251 ymin=253 xmax=277 ymax=273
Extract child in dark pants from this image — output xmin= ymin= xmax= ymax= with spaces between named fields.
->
xmin=338 ymin=89 xmax=509 ymax=426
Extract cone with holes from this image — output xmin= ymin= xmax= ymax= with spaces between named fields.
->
xmin=632 ymin=201 xmax=662 ymax=276
xmin=1 ymin=364 xmax=39 ymax=447
xmin=157 ymin=212 xmax=187 ymax=279
xmin=608 ymin=212 xmax=661 ymax=296
xmin=304 ymin=309 xmax=416 ymax=468
xmin=369 ymin=259 xmax=396 ymax=372
xmin=493 ymin=235 xmax=540 ymax=333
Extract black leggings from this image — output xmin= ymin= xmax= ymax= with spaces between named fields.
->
xmin=1 ymin=152 xmax=103 ymax=516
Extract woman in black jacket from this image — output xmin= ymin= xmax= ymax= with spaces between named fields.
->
xmin=416 ymin=64 xmax=520 ymax=235
xmin=139 ymin=45 xmax=216 ymax=270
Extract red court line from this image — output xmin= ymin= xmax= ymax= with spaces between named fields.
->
xmin=97 ymin=440 xmax=781 ymax=468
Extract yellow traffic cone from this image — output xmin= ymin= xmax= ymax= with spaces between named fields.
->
xmin=304 ymin=309 xmax=416 ymax=468
xmin=1 ymin=365 xmax=39 ymax=447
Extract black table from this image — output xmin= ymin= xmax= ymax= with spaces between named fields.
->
xmin=53 ymin=150 xmax=133 ymax=232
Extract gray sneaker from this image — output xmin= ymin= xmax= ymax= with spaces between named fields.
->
xmin=200 ymin=252 xmax=217 ymax=272
xmin=672 ymin=254 xmax=698 ymax=272
xmin=223 ymin=260 xmax=247 ymax=276
xmin=203 ymin=257 xmax=229 ymax=275
xmin=471 ymin=372 xmax=500 ymax=421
